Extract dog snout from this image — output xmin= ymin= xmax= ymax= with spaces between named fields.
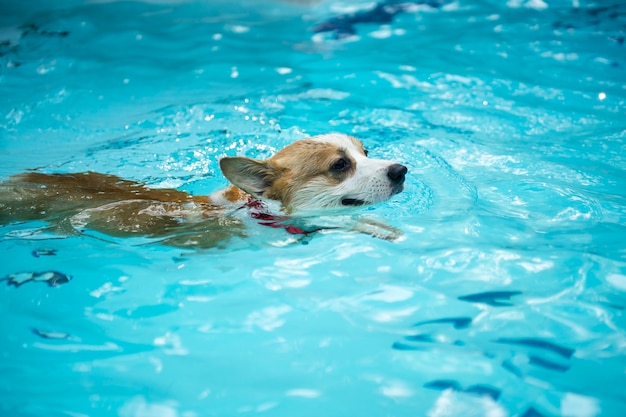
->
xmin=387 ymin=163 xmax=407 ymax=185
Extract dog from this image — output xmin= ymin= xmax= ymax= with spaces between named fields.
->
xmin=0 ymin=133 xmax=407 ymax=248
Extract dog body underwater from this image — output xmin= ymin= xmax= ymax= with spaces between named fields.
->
xmin=0 ymin=133 xmax=407 ymax=248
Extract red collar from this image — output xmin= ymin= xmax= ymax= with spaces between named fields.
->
xmin=241 ymin=197 xmax=320 ymax=235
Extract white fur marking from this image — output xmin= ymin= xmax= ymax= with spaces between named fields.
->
xmin=291 ymin=134 xmax=401 ymax=212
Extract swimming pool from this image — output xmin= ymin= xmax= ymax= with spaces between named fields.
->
xmin=1 ymin=0 xmax=625 ymax=415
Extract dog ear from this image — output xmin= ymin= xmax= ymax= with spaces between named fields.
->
xmin=219 ymin=157 xmax=275 ymax=197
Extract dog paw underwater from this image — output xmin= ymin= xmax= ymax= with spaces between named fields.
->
xmin=0 ymin=133 xmax=408 ymax=249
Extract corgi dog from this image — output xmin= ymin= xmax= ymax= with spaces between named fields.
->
xmin=0 ymin=133 xmax=407 ymax=248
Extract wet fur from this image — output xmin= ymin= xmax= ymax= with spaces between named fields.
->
xmin=0 ymin=171 xmax=244 ymax=248
xmin=0 ymin=134 xmax=406 ymax=248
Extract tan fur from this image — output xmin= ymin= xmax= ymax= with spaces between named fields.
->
xmin=0 ymin=134 xmax=406 ymax=248
xmin=0 ymin=172 xmax=244 ymax=248
xmin=221 ymin=185 xmax=249 ymax=203
xmin=266 ymin=140 xmax=357 ymax=211
xmin=220 ymin=138 xmax=364 ymax=213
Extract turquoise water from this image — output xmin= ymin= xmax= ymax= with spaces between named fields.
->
xmin=1 ymin=0 xmax=625 ymax=416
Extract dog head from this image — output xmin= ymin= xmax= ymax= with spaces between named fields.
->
xmin=219 ymin=133 xmax=407 ymax=214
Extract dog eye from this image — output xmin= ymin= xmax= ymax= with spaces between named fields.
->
xmin=331 ymin=158 xmax=349 ymax=171
xmin=363 ymin=149 xmax=369 ymax=157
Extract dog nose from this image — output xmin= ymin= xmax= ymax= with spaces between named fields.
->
xmin=387 ymin=163 xmax=407 ymax=184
